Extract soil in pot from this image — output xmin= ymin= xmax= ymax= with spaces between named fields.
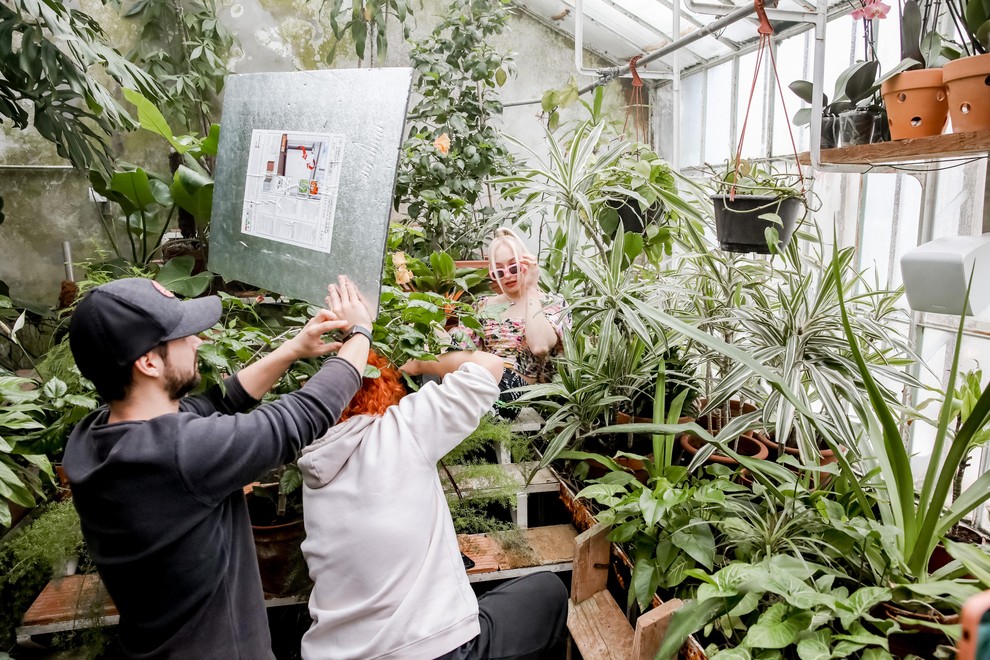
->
xmin=928 ymin=522 xmax=988 ymax=574
xmin=710 ymin=194 xmax=802 ymax=254
xmin=943 ymin=53 xmax=990 ymax=133
xmin=881 ymin=69 xmax=948 ymax=140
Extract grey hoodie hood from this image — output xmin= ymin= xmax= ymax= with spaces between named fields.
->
xmin=297 ymin=414 xmax=376 ymax=489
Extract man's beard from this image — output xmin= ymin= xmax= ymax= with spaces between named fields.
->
xmin=163 ymin=364 xmax=201 ymax=401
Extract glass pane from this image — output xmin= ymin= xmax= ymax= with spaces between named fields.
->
xmin=772 ymin=35 xmax=810 ymax=156
xmin=704 ymin=63 xmax=733 ymax=163
xmin=680 ymin=73 xmax=704 ymax=168
xmin=736 ymin=52 xmax=767 ymax=160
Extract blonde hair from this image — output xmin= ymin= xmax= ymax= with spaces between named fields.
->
xmin=488 ymin=227 xmax=528 ymax=291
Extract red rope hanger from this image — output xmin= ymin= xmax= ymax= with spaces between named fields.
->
xmin=732 ymin=0 xmax=806 ymax=200
xmin=623 ymin=55 xmax=646 ymax=144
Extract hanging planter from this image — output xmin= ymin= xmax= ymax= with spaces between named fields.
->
xmin=710 ymin=193 xmax=803 ymax=254
xmin=943 ymin=53 xmax=990 ymax=132
xmin=881 ymin=69 xmax=949 ymax=139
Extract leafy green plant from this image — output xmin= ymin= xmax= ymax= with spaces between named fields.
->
xmin=393 ymin=0 xmax=515 ymax=259
xmin=0 ymin=501 xmax=84 ymax=647
xmin=88 ymin=90 xmax=217 ymax=284
xmin=709 ymin=159 xmax=805 ymax=202
xmin=324 ymin=0 xmax=414 ymax=64
xmin=113 ymin=0 xmax=234 ymax=133
xmin=403 ymin=252 xmax=489 ymax=298
xmin=0 ymin=0 xmax=163 ymax=173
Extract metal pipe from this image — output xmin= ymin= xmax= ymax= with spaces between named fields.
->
xmin=62 ymin=242 xmax=74 ymax=282
xmin=0 ymin=164 xmax=75 ymax=170
xmin=573 ymin=0 xmax=671 ymax=80
xmin=671 ymin=0 xmax=682 ymax=170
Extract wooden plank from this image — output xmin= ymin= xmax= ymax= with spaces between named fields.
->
xmin=796 ymin=129 xmax=990 ymax=165
xmin=567 ymin=590 xmax=634 ymax=660
xmin=633 ymin=598 xmax=684 ymax=660
xmin=571 ymin=523 xmax=610 ymax=605
xmin=18 ymin=574 xmax=307 ymax=637
xmin=459 ymin=524 xmax=577 ymax=582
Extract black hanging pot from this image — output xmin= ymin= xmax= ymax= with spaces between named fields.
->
xmin=710 ymin=194 xmax=803 ymax=254
xmin=605 ymin=197 xmax=662 ymax=234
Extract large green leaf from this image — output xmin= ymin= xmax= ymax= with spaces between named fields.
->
xmin=110 ymin=168 xmax=158 ymax=212
xmin=745 ymin=603 xmax=813 ymax=649
xmin=155 ymin=256 xmax=213 ymax=298
xmin=170 ymin=165 xmax=214 ymax=228
xmin=670 ymin=519 xmax=715 ymax=569
xmin=122 ymin=88 xmax=186 ymax=153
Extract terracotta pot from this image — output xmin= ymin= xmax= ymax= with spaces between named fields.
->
xmin=943 ymin=53 xmax=990 ymax=133
xmin=678 ymin=432 xmax=769 ymax=466
xmin=881 ymin=602 xmax=957 ymax=658
xmin=453 ymin=260 xmax=489 ymax=270
xmin=615 ymin=411 xmax=696 ymax=426
xmin=761 ymin=432 xmax=836 ymax=466
xmin=881 ymin=69 xmax=948 ymax=140
xmin=252 ymin=519 xmax=310 ymax=596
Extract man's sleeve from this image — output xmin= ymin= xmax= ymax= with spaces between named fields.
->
xmin=173 ymin=358 xmax=362 ymax=503
xmin=179 ymin=375 xmax=259 ymax=417
xmin=389 ymin=362 xmax=500 ymax=465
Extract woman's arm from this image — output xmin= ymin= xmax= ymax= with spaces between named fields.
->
xmin=401 ymin=350 xmax=504 ymax=384
xmin=518 ymin=255 xmax=561 ymax=358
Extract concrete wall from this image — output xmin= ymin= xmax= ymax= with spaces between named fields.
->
xmin=0 ymin=0 xmax=636 ymax=305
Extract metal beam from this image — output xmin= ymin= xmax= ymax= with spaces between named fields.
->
xmin=595 ymin=0 xmax=708 ymax=63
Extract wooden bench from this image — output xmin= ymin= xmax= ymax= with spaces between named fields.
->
xmin=459 ymin=523 xmax=576 ymax=583
xmin=566 ymin=523 xmax=683 ymax=660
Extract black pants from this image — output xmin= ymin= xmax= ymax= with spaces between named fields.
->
xmin=435 ymin=572 xmax=569 ymax=660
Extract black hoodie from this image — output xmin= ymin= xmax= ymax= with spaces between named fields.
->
xmin=63 ymin=358 xmax=361 ymax=659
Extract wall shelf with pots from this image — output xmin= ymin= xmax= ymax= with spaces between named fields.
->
xmin=797 ymin=128 xmax=990 ymax=166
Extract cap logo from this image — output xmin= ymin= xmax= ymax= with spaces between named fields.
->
xmin=152 ymin=281 xmax=176 ymax=298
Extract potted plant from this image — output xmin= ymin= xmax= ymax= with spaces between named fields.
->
xmin=708 ymin=159 xmax=806 ymax=254
xmin=881 ymin=0 xmax=951 ymax=139
xmin=790 ymin=59 xmax=895 ymax=147
xmin=245 ymin=470 xmax=309 ymax=597
xmin=942 ymin=0 xmax=990 ymax=132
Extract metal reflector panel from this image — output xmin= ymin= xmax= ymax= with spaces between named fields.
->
xmin=209 ymin=68 xmax=413 ymax=309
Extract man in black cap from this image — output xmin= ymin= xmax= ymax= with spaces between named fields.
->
xmin=64 ymin=275 xmax=374 ymax=659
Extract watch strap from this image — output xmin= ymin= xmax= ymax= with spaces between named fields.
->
xmin=342 ymin=325 xmax=373 ymax=345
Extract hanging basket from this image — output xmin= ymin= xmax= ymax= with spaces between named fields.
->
xmin=881 ymin=69 xmax=948 ymax=140
xmin=943 ymin=53 xmax=990 ymax=133
xmin=710 ymin=194 xmax=802 ymax=254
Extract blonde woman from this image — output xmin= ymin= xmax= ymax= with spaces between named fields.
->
xmin=450 ymin=228 xmax=569 ymax=417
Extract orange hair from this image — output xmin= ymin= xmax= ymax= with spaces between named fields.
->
xmin=338 ymin=351 xmax=407 ymax=422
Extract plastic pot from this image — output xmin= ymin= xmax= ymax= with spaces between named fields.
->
xmin=837 ymin=108 xmax=878 ymax=146
xmin=820 ymin=115 xmax=839 ymax=149
xmin=710 ymin=194 xmax=802 ymax=254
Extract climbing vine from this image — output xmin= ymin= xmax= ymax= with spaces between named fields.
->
xmin=393 ymin=0 xmax=516 ymax=259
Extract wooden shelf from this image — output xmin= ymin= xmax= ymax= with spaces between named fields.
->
xmin=797 ymin=129 xmax=990 ymax=166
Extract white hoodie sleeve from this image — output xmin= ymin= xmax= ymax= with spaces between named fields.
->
xmin=393 ymin=362 xmax=501 ymax=464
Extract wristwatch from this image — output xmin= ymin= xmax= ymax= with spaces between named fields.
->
xmin=342 ymin=325 xmax=373 ymax=345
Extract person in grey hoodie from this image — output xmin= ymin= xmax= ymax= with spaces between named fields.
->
xmin=64 ymin=275 xmax=374 ymax=659
xmin=298 ymin=349 xmax=568 ymax=660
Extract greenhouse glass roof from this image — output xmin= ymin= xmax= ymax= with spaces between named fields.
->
xmin=515 ymin=0 xmax=850 ymax=74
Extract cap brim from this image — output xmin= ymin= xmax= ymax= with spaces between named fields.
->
xmin=161 ymin=296 xmax=222 ymax=341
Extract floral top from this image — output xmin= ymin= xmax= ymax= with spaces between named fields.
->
xmin=450 ymin=293 xmax=570 ymax=382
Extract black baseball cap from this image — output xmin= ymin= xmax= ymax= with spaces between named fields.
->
xmin=69 ymin=278 xmax=221 ymax=380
